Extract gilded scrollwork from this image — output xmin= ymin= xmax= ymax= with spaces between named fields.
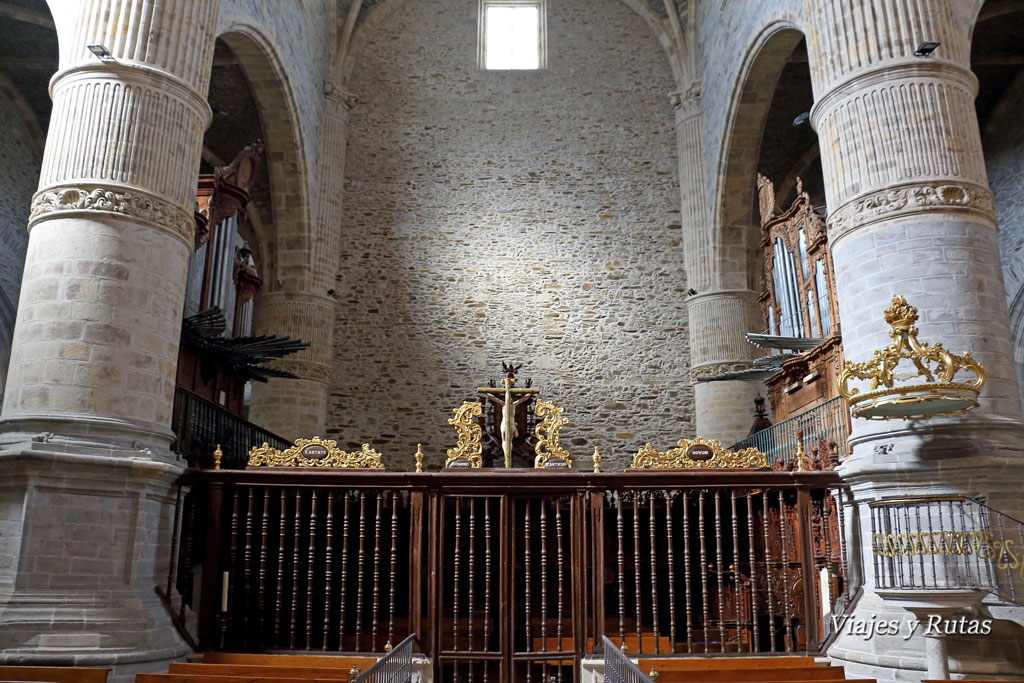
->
xmin=533 ymin=400 xmax=572 ymax=468
xmin=247 ymin=436 xmax=384 ymax=468
xmin=630 ymin=437 xmax=768 ymax=470
xmin=446 ymin=401 xmax=483 ymax=468
xmin=837 ymin=295 xmax=986 ymax=420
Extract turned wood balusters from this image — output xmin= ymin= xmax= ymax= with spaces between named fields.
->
xmin=174 ymin=469 xmax=848 ymax=681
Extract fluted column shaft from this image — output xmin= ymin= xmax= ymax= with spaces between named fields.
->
xmin=0 ymin=1 xmax=219 ymax=671
xmin=806 ymin=0 xmax=1024 ymax=677
xmin=806 ymin=0 xmax=1023 ymax=485
xmin=1 ymin=0 xmax=218 ymax=451
xmin=675 ymin=85 xmax=763 ymax=443
xmin=248 ymin=85 xmax=351 ymax=439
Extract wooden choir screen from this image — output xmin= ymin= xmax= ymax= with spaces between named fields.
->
xmin=167 ymin=470 xmax=851 ymax=682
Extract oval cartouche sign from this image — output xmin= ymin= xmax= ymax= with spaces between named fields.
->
xmin=301 ymin=444 xmax=329 ymax=460
xmin=685 ymin=443 xmax=713 ymax=461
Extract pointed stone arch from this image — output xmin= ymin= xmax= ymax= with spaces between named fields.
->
xmin=715 ymin=22 xmax=805 ymax=292
xmin=215 ymin=27 xmax=313 ymax=295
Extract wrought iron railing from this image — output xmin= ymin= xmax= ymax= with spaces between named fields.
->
xmin=171 ymin=386 xmax=289 ymax=468
xmin=355 ymin=633 xmax=416 ymax=683
xmin=869 ymin=496 xmax=1016 ymax=597
xmin=602 ymin=635 xmax=652 ymax=683
xmin=730 ymin=396 xmax=850 ymax=469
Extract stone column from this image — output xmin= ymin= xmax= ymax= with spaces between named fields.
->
xmin=805 ymin=0 xmax=1024 ymax=677
xmin=0 ymin=0 xmax=218 ymax=673
xmin=247 ymin=84 xmax=352 ymax=440
xmin=673 ymin=84 xmax=764 ymax=444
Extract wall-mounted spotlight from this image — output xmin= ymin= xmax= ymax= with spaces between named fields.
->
xmin=914 ymin=41 xmax=940 ymax=57
xmin=86 ymin=44 xmax=115 ymax=63
xmin=687 ymin=288 xmax=698 ymax=296
xmin=792 ymin=111 xmax=811 ymax=127
xmin=211 ymin=105 xmax=231 ymax=117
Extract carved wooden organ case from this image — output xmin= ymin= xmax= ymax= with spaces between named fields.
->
xmin=756 ymin=175 xmax=844 ymax=425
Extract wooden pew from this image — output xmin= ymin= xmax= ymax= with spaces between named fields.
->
xmin=0 ymin=666 xmax=109 ymax=683
xmin=168 ymin=663 xmax=355 ymax=679
xmin=199 ymin=654 xmax=375 ymax=669
xmin=642 ymin=667 xmax=846 ymax=682
xmin=636 ymin=656 xmax=818 ymax=670
xmin=137 ymin=675 xmax=314 ymax=683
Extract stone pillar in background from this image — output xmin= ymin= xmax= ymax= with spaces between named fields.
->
xmin=0 ymin=0 xmax=218 ymax=672
xmin=673 ymin=85 xmax=764 ymax=444
xmin=805 ymin=0 xmax=1024 ymax=677
xmin=247 ymin=83 xmax=352 ymax=440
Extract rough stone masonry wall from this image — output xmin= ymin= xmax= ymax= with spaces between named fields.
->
xmin=984 ymin=84 xmax=1024 ymax=408
xmin=331 ymin=0 xmax=689 ymax=471
xmin=0 ymin=91 xmax=39 ymax=310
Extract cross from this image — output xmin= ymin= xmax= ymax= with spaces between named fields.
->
xmin=477 ymin=363 xmax=539 ymax=468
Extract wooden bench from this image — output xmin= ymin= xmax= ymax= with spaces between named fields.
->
xmin=199 ymin=654 xmax=375 ymax=669
xmin=137 ymin=675 xmax=318 ymax=683
xmin=168 ymin=663 xmax=355 ymax=679
xmin=637 ymin=656 xmax=818 ymax=670
xmin=0 ymin=666 xmax=109 ymax=683
xmin=135 ymin=654 xmax=381 ymax=683
xmin=643 ymin=667 xmax=846 ymax=682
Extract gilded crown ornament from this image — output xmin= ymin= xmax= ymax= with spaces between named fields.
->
xmin=838 ymin=295 xmax=986 ymax=420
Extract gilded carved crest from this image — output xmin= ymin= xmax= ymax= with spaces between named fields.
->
xmin=446 ymin=401 xmax=483 ymax=468
xmin=247 ymin=436 xmax=384 ymax=468
xmin=630 ymin=437 xmax=768 ymax=469
xmin=534 ymin=400 xmax=572 ymax=468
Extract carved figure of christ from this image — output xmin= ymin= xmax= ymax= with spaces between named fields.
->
xmin=478 ymin=376 xmax=539 ymax=468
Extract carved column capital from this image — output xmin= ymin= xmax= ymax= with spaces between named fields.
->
xmin=325 ymin=79 xmax=358 ymax=111
xmin=670 ymin=80 xmax=702 ymax=123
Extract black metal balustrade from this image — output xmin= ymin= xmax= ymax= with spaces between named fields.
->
xmin=603 ymin=636 xmax=653 ymax=683
xmin=870 ymin=496 xmax=1005 ymax=595
xmin=730 ymin=396 xmax=850 ymax=470
xmin=355 ymin=633 xmax=416 ymax=683
xmin=172 ymin=386 xmax=290 ymax=468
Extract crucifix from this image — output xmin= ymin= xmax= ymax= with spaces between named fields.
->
xmin=477 ymin=362 xmax=540 ymax=468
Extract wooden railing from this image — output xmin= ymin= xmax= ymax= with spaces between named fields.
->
xmin=166 ymin=468 xmax=853 ymax=682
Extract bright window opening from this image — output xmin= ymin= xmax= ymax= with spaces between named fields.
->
xmin=480 ymin=1 xmax=545 ymax=70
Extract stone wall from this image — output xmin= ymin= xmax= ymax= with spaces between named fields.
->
xmin=0 ymin=87 xmax=40 ymax=311
xmin=331 ymin=0 xmax=689 ymax=471
xmin=984 ymin=83 xmax=1024 ymax=407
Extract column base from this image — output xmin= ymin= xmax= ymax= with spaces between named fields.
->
xmin=0 ymin=433 xmax=188 ymax=680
